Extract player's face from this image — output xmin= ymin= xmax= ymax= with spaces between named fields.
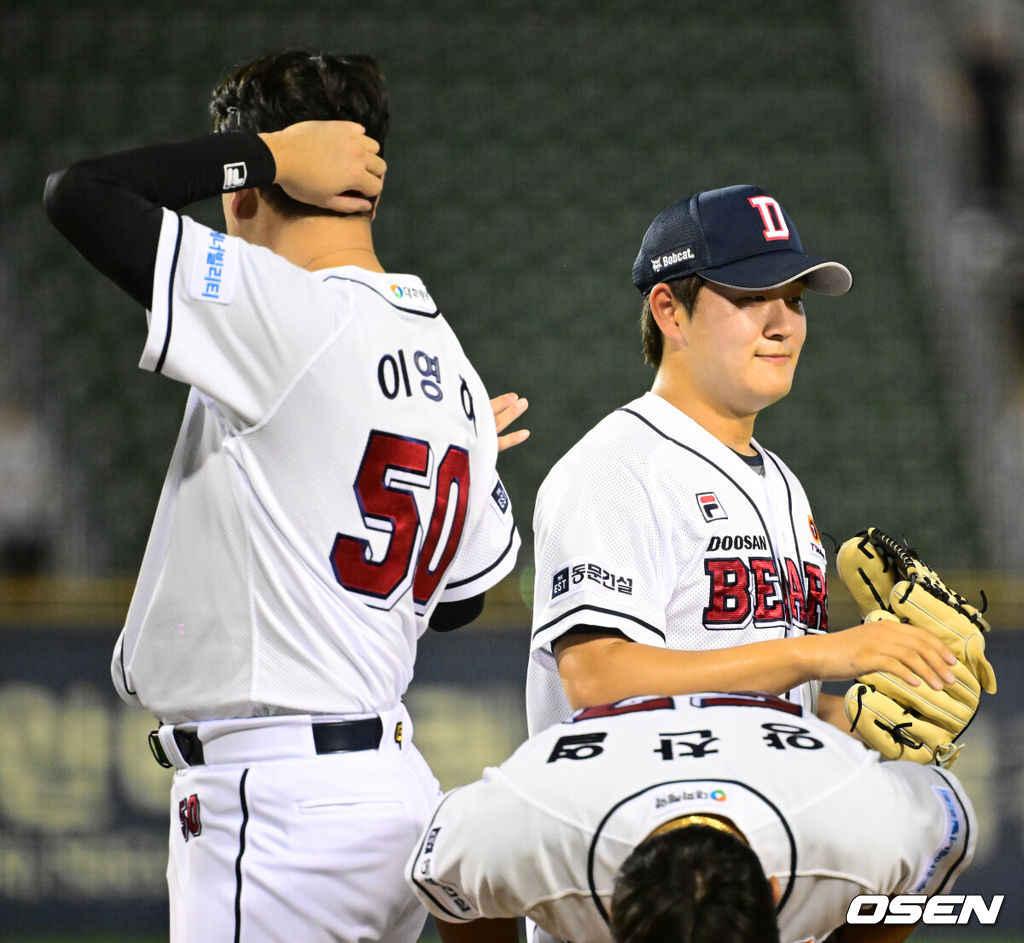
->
xmin=680 ymin=280 xmax=806 ymax=418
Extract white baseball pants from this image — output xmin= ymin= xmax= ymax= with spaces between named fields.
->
xmin=163 ymin=705 xmax=440 ymax=942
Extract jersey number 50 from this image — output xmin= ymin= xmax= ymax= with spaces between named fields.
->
xmin=330 ymin=430 xmax=470 ymax=611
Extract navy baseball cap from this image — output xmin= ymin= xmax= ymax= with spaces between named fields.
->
xmin=631 ymin=185 xmax=852 ymax=296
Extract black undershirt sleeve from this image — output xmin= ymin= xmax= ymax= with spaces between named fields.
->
xmin=429 ymin=594 xmax=486 ymax=632
xmin=42 ymin=131 xmax=276 ymax=310
xmin=560 ymin=624 xmax=628 ymax=640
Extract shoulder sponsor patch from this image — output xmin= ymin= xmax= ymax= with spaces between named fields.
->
xmin=188 ymin=229 xmax=239 ymax=305
xmin=491 ymin=478 xmax=510 ymax=514
xmin=911 ymin=785 xmax=963 ymax=893
xmin=388 ymin=281 xmax=436 ymax=312
xmin=808 ymin=514 xmax=827 ymax=561
xmin=550 ymin=556 xmax=636 ymax=602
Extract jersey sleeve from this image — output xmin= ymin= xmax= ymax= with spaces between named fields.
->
xmin=43 ymin=131 xmax=276 ymax=311
xmin=780 ymin=756 xmax=979 ymax=942
xmin=142 ymin=210 xmax=349 ymax=427
xmin=406 ymin=779 xmax=527 ymax=923
xmin=889 ymin=765 xmax=977 ymax=896
xmin=438 ymin=468 xmax=520 ymax=603
xmin=531 ymin=448 xmax=669 ymax=657
xmin=406 ymin=770 xmax=578 ymax=927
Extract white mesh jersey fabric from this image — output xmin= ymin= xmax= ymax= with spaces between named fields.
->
xmin=113 ymin=212 xmax=519 ymax=722
xmin=407 ymin=694 xmax=976 ymax=943
xmin=526 ymin=392 xmax=826 ymax=735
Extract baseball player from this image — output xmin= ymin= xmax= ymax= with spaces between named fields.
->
xmin=43 ymin=51 xmax=524 ymax=942
xmin=407 ymin=691 xmax=977 ymax=943
xmin=526 ymin=186 xmax=959 ymax=737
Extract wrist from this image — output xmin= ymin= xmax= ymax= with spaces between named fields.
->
xmin=257 ymin=130 xmax=285 ymax=184
xmin=790 ymin=633 xmax=823 ymax=684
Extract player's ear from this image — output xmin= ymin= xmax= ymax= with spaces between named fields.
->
xmin=648 ymin=283 xmax=686 ymax=347
xmin=768 ymin=875 xmax=781 ymax=905
xmin=222 ymin=187 xmax=260 ymax=224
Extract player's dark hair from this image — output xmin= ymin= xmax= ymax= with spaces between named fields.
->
xmin=640 ymin=275 xmax=703 ymax=367
xmin=610 ymin=825 xmax=780 ymax=943
xmin=209 ymin=50 xmax=388 ymax=218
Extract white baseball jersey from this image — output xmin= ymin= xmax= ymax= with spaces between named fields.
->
xmin=407 ymin=693 xmax=976 ymax=943
xmin=526 ymin=391 xmax=826 ymax=734
xmin=111 ymin=210 xmax=519 ymax=722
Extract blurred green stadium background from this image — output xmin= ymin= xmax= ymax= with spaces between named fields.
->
xmin=5 ymin=0 xmax=1008 ymax=575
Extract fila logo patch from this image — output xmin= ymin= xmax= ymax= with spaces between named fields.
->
xmin=747 ymin=195 xmax=790 ymax=241
xmin=697 ymin=492 xmax=727 ymax=522
xmin=222 ymin=162 xmax=248 ymax=190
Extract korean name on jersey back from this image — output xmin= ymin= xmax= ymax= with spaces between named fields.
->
xmin=703 ymin=532 xmax=827 ymax=633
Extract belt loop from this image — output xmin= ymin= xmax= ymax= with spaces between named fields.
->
xmin=156 ymin=724 xmax=189 ymax=769
xmin=148 ymin=730 xmax=172 ymax=769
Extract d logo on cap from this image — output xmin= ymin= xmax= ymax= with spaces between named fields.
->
xmin=747 ymin=195 xmax=790 ymax=242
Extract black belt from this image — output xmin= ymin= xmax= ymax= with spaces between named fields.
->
xmin=148 ymin=716 xmax=384 ymax=768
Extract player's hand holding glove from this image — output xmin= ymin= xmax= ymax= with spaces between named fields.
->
xmin=835 ymin=527 xmax=996 ymax=767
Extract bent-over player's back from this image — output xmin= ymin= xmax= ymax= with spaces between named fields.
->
xmin=410 ymin=694 xmax=976 ymax=943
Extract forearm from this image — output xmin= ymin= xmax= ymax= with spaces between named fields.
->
xmin=42 ymin=131 xmax=275 ymax=307
xmin=555 ymin=634 xmax=818 ymax=708
xmin=555 ymin=617 xmax=958 ymax=711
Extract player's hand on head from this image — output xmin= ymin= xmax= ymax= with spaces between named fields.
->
xmin=808 ymin=619 xmax=959 ymax=691
xmin=260 ymin=120 xmax=386 ymax=213
xmin=491 ymin=393 xmax=530 ymax=452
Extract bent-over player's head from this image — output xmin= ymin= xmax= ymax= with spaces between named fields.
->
xmin=209 ymin=50 xmax=388 ymax=218
xmin=610 ymin=823 xmax=780 ymax=943
xmin=632 ymin=185 xmax=852 ymax=366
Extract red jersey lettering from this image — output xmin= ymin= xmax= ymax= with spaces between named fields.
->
xmin=704 ymin=558 xmax=751 ymax=627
